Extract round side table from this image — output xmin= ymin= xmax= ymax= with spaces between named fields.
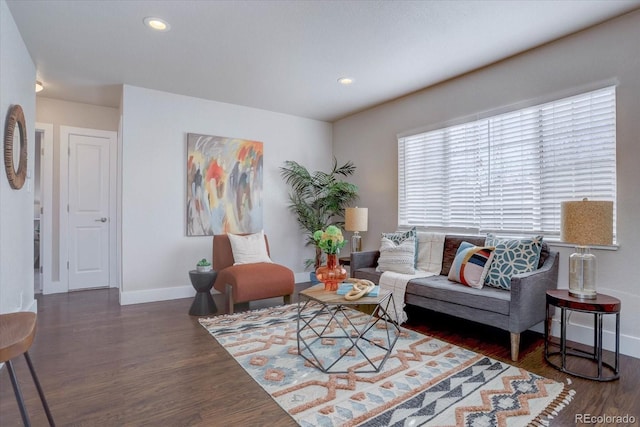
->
xmin=188 ymin=270 xmax=218 ymax=316
xmin=544 ymin=289 xmax=620 ymax=381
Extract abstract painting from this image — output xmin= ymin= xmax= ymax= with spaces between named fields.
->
xmin=186 ymin=133 xmax=263 ymax=236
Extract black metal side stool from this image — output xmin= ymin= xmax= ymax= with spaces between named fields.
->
xmin=0 ymin=312 xmax=55 ymax=426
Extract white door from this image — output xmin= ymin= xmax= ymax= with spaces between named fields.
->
xmin=68 ymin=132 xmax=112 ymax=290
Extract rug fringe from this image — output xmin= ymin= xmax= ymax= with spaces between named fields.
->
xmin=530 ymin=386 xmax=576 ymax=426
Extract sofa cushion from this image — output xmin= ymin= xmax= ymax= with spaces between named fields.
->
xmin=448 ymin=242 xmax=495 ymax=289
xmin=376 ymin=237 xmax=416 ymax=274
xmin=353 ymin=267 xmax=381 ymax=283
xmin=213 ymin=262 xmax=293 ymax=303
xmin=484 ymin=234 xmax=543 ymax=290
xmin=382 ymin=227 xmax=418 ymax=266
xmin=538 ymin=243 xmax=550 ymax=268
xmin=416 ymin=231 xmax=445 ymax=273
xmin=406 ymin=275 xmax=511 ymax=315
xmin=441 ymin=235 xmax=486 ymax=276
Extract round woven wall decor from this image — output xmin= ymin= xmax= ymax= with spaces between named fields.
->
xmin=4 ymin=104 xmax=28 ymax=189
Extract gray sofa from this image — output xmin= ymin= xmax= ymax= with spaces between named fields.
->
xmin=350 ymin=234 xmax=559 ymax=361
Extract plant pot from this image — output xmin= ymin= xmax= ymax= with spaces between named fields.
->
xmin=196 ymin=265 xmax=212 ymax=273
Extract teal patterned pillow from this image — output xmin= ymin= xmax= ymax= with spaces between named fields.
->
xmin=484 ymin=234 xmax=543 ymax=290
xmin=382 ymin=227 xmax=417 ymax=267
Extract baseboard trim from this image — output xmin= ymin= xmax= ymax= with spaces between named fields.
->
xmin=294 ymin=272 xmax=312 ymax=283
xmin=547 ymin=317 xmax=640 ymax=360
xmin=26 ymin=299 xmax=37 ymax=313
xmin=120 ymin=273 xmax=309 ymax=306
xmin=43 ymin=280 xmax=67 ymax=295
xmin=119 ymin=285 xmax=196 ymax=306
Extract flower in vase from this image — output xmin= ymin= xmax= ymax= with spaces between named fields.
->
xmin=313 ymin=225 xmax=346 ymax=255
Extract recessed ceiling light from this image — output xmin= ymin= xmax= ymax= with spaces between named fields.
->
xmin=144 ymin=16 xmax=170 ymax=32
xmin=338 ymin=77 xmax=354 ymax=85
xmin=35 ymin=81 xmax=44 ymax=93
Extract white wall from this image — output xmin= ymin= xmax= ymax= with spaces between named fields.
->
xmin=119 ymin=85 xmax=332 ymax=304
xmin=0 ymin=0 xmax=37 ymax=313
xmin=36 ymin=97 xmax=120 ymax=131
xmin=333 ymin=10 xmax=640 ymax=358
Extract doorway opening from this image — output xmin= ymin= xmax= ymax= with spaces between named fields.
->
xmin=34 ymin=123 xmax=53 ymax=294
xmin=34 ymin=130 xmax=42 ymax=293
xmin=35 ymin=123 xmax=118 ymax=294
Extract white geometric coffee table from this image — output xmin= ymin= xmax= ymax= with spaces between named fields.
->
xmin=297 ymin=284 xmax=400 ymax=373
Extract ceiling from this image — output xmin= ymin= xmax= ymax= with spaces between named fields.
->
xmin=7 ymin=0 xmax=640 ymax=123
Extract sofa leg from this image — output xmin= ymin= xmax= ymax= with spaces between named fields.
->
xmin=283 ymin=294 xmax=292 ymax=305
xmin=225 ymin=284 xmax=234 ymax=314
xmin=510 ymin=332 xmax=520 ymax=362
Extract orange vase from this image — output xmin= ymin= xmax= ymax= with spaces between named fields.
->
xmin=315 ymin=254 xmax=347 ymax=291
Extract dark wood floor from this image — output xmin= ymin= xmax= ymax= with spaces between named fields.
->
xmin=1 ymin=285 xmax=638 ymax=426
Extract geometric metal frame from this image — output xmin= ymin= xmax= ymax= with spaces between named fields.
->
xmin=544 ymin=292 xmax=620 ymax=382
xmin=297 ymin=286 xmax=400 ymax=374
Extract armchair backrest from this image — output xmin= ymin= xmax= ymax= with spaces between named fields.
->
xmin=212 ymin=233 xmax=271 ymax=271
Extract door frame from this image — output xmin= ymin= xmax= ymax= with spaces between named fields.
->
xmin=35 ymin=123 xmax=54 ymax=294
xmin=59 ymin=126 xmax=118 ymax=291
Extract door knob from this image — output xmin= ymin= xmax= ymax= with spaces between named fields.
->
xmin=95 ymin=217 xmax=108 ymax=223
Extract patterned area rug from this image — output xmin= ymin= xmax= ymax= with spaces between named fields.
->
xmin=199 ymin=304 xmax=574 ymax=426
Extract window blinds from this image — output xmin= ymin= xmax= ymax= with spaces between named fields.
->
xmin=398 ymin=86 xmax=616 ymax=239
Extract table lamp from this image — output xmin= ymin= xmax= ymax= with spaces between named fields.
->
xmin=345 ymin=207 xmax=368 ymax=252
xmin=561 ymin=198 xmax=613 ymax=299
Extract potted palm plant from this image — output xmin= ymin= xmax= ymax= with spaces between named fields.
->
xmin=280 ymin=158 xmax=359 ymax=271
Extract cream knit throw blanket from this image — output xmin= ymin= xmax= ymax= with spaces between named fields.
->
xmin=379 ymin=232 xmax=445 ymax=324
xmin=378 ymin=270 xmax=437 ymax=324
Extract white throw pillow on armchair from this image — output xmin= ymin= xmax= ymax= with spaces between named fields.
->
xmin=228 ymin=230 xmax=273 ymax=265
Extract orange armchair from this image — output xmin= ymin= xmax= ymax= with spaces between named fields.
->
xmin=212 ymin=233 xmax=294 ymax=314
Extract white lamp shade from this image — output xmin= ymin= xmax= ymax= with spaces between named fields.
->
xmin=345 ymin=207 xmax=368 ymax=232
xmin=561 ymin=199 xmax=613 ymax=246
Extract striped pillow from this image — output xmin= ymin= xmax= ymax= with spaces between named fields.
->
xmin=376 ymin=236 xmax=416 ymax=274
xmin=448 ymin=242 xmax=495 ymax=289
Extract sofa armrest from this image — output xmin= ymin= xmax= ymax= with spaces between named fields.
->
xmin=509 ymin=251 xmax=559 ymax=332
xmin=350 ymin=250 xmax=380 ymax=278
